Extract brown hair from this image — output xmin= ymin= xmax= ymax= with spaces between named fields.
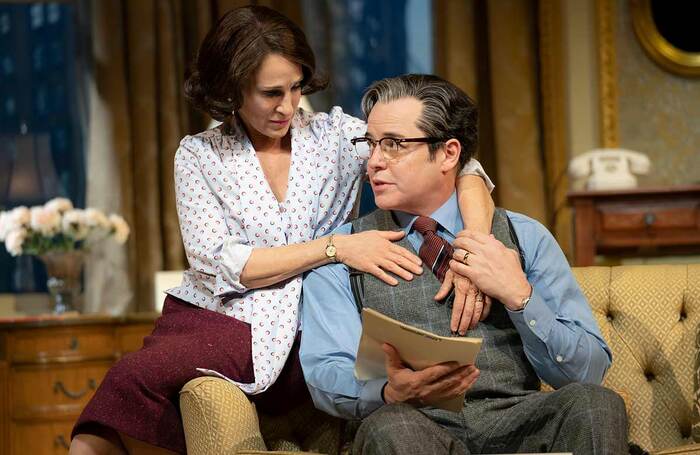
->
xmin=184 ymin=5 xmax=327 ymax=121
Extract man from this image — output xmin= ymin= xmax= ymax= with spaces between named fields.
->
xmin=300 ymin=74 xmax=627 ymax=454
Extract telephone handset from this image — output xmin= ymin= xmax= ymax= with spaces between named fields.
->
xmin=569 ymin=149 xmax=650 ymax=190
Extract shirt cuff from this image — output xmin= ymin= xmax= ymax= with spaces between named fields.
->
xmin=458 ymin=158 xmax=495 ymax=193
xmin=359 ymin=379 xmax=388 ymax=417
xmin=506 ymin=289 xmax=556 ymax=343
xmin=215 ymin=239 xmax=254 ymax=295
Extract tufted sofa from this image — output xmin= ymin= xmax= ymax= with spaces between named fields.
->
xmin=180 ymin=264 xmax=700 ymax=454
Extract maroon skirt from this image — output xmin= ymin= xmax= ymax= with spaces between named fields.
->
xmin=72 ymin=295 xmax=310 ymax=454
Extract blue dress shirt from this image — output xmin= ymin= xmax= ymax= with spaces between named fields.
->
xmin=300 ymin=192 xmax=612 ymax=420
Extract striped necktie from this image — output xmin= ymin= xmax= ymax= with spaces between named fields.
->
xmin=413 ymin=216 xmax=454 ymax=283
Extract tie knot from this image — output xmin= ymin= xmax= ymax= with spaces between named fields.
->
xmin=413 ymin=216 xmax=438 ymax=235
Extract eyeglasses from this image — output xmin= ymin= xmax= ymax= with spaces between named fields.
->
xmin=350 ymin=136 xmax=444 ymax=162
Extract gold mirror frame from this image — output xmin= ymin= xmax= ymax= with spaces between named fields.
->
xmin=630 ymin=0 xmax=700 ymax=77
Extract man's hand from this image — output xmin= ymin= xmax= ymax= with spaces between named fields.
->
xmin=434 ymin=269 xmax=492 ymax=335
xmin=381 ymin=344 xmax=479 ymax=406
xmin=451 ymin=230 xmax=531 ymax=311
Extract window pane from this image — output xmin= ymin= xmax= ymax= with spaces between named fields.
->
xmin=0 ymin=2 xmax=88 ymax=293
xmin=302 ymin=0 xmax=433 ymax=116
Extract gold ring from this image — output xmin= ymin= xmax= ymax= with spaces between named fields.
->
xmin=462 ymin=250 xmax=470 ymax=265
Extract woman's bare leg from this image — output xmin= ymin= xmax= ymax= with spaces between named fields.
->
xmin=69 ymin=432 xmax=178 ymax=455
xmin=119 ymin=434 xmax=179 ymax=455
xmin=69 ymin=433 xmax=126 ymax=455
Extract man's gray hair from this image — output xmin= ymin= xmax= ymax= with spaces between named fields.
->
xmin=360 ymin=74 xmax=478 ymax=169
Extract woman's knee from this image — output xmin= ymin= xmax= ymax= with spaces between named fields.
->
xmin=102 ymin=348 xmax=185 ymax=392
xmin=100 ymin=355 xmax=149 ymax=389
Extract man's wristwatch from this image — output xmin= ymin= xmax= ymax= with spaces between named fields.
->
xmin=325 ymin=234 xmax=338 ymax=263
xmin=518 ymin=284 xmax=533 ymax=311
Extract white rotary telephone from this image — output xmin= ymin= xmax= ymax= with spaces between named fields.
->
xmin=569 ymin=149 xmax=651 ymax=190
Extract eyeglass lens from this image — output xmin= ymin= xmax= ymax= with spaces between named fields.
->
xmin=353 ymin=138 xmax=403 ymax=161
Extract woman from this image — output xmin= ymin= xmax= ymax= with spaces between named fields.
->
xmin=70 ymin=5 xmax=494 ymax=454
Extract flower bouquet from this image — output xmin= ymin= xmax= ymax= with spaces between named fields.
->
xmin=0 ymin=198 xmax=130 ymax=313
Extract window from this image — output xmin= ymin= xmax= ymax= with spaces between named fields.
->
xmin=0 ymin=2 xmax=88 ymax=292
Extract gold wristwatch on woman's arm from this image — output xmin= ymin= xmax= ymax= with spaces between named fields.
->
xmin=325 ymin=234 xmax=338 ymax=262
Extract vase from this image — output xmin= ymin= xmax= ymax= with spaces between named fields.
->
xmin=40 ymin=251 xmax=84 ymax=314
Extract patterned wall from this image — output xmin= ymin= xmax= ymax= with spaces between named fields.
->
xmin=615 ymin=0 xmax=700 ymax=187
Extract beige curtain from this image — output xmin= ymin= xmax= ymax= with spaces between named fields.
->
xmin=434 ymin=0 xmax=572 ymax=259
xmin=85 ymin=0 xmax=212 ymax=313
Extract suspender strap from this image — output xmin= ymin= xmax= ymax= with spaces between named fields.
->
xmin=349 ymin=271 xmax=365 ymax=313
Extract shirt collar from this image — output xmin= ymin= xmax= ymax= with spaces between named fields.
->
xmin=393 ymin=191 xmax=463 ymax=237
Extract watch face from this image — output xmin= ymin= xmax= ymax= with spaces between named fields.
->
xmin=326 ymin=245 xmax=337 ymax=257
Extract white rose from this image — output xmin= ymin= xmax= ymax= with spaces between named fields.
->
xmin=45 ymin=197 xmax=73 ymax=213
xmin=109 ymin=214 xmax=130 ymax=244
xmin=1 ymin=206 xmax=31 ymax=242
xmin=5 ymin=228 xmax=27 ymax=256
xmin=62 ymin=209 xmax=89 ymax=240
xmin=9 ymin=206 xmax=30 ymax=226
xmin=30 ymin=206 xmax=61 ymax=235
xmin=84 ymin=208 xmax=111 ymax=230
xmin=1 ymin=206 xmax=30 ymax=241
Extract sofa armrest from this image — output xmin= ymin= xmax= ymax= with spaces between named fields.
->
xmin=180 ymin=377 xmax=266 ymax=455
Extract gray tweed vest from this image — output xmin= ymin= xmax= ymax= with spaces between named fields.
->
xmin=350 ymin=208 xmax=540 ymax=410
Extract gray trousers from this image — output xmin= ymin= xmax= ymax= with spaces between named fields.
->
xmin=352 ymin=383 xmax=628 ymax=455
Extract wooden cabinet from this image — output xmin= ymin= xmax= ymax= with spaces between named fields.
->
xmin=568 ymin=185 xmax=700 ymax=265
xmin=0 ymin=314 xmax=156 ymax=455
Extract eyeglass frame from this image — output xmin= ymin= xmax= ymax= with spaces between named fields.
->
xmin=350 ymin=136 xmax=445 ymax=161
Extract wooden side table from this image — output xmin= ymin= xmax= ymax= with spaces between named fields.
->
xmin=568 ymin=185 xmax=700 ymax=266
xmin=0 ymin=313 xmax=157 ymax=455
